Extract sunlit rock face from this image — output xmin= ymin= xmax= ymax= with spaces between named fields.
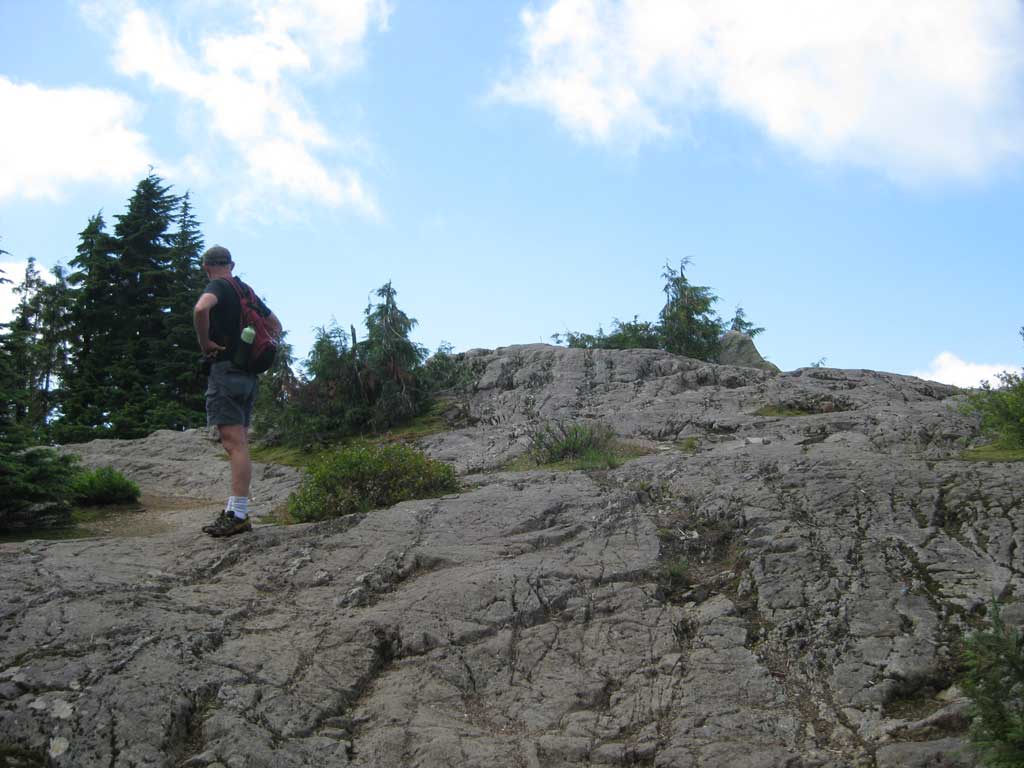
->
xmin=1 ymin=344 xmax=1007 ymax=768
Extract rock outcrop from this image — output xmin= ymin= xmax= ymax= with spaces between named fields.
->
xmin=717 ymin=330 xmax=780 ymax=373
xmin=1 ymin=344 xmax=1015 ymax=768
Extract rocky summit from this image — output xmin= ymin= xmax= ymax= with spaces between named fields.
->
xmin=1 ymin=344 xmax=1018 ymax=768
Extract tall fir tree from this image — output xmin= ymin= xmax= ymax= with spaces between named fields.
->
xmin=107 ymin=174 xmax=180 ymax=437
xmin=58 ymin=175 xmax=207 ymax=441
xmin=0 ymin=244 xmax=77 ymax=532
xmin=5 ymin=258 xmax=44 ymax=427
xmin=160 ymin=191 xmax=207 ymax=427
xmin=59 ymin=213 xmax=120 ymax=441
xmin=32 ymin=265 xmax=75 ymax=430
xmin=5 ymin=259 xmax=75 ymax=435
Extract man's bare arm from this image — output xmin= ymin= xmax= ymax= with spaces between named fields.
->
xmin=194 ymin=292 xmax=224 ymax=356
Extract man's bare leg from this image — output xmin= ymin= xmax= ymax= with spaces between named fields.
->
xmin=218 ymin=424 xmax=252 ymax=498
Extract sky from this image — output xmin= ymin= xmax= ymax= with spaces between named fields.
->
xmin=1 ymin=0 xmax=1022 ymax=388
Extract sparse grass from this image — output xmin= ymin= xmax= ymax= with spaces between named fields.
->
xmin=504 ymin=436 xmax=651 ymax=473
xmin=676 ymin=436 xmax=699 ymax=453
xmin=249 ymin=444 xmax=327 ymax=468
xmin=961 ymin=445 xmax=1024 ymax=462
xmin=754 ymin=405 xmax=813 ymax=417
xmin=252 ymin=405 xmax=454 ymax=469
xmin=528 ymin=420 xmax=617 ymax=464
xmin=659 ymin=556 xmax=691 ymax=592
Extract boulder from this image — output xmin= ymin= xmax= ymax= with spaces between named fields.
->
xmin=718 ymin=329 xmax=780 ymax=372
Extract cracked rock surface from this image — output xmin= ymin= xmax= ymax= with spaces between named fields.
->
xmin=1 ymin=344 xmax=1016 ymax=767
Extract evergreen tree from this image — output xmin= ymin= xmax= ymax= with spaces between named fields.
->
xmin=58 ymin=213 xmax=119 ymax=442
xmin=0 ymin=245 xmax=77 ymax=532
xmin=555 ymin=260 xmax=731 ymax=361
xmin=106 ymin=174 xmax=180 ymax=437
xmin=3 ymin=259 xmax=74 ymax=435
xmin=58 ymin=176 xmax=205 ymax=441
xmin=658 ymin=259 xmax=724 ymax=361
xmin=159 ymin=191 xmax=207 ymax=428
xmin=728 ymin=305 xmax=765 ymax=338
xmin=253 ymin=282 xmax=430 ymax=447
xmin=5 ymin=258 xmax=42 ymax=427
xmin=363 ymin=281 xmax=428 ymax=429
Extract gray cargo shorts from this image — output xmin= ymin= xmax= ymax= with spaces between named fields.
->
xmin=206 ymin=361 xmax=258 ymax=428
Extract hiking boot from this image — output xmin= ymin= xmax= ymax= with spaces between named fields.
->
xmin=203 ymin=510 xmax=252 ymax=537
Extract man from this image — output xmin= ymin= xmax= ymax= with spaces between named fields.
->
xmin=194 ymin=245 xmax=282 ymax=537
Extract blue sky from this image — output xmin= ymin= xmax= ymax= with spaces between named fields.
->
xmin=1 ymin=0 xmax=1022 ymax=386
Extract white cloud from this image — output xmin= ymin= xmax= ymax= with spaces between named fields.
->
xmin=494 ymin=0 xmax=1024 ymax=181
xmin=100 ymin=0 xmax=390 ymax=217
xmin=0 ymin=77 xmax=154 ymax=201
xmin=911 ymin=352 xmax=1017 ymax=388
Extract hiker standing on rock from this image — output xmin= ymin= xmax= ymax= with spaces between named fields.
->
xmin=193 ymin=245 xmax=282 ymax=537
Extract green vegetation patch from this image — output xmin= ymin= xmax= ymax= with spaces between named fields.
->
xmin=70 ymin=466 xmax=139 ymax=506
xmin=659 ymin=556 xmax=691 ymax=595
xmin=675 ymin=436 xmax=699 ymax=453
xmin=504 ymin=420 xmax=651 ymax=472
xmin=288 ymin=442 xmax=458 ymax=522
xmin=0 ymin=446 xmax=79 ymax=534
xmin=0 ymin=743 xmax=46 ymax=767
xmin=961 ymin=445 xmax=1024 ymax=463
xmin=962 ymin=603 xmax=1024 ymax=766
xmin=250 ymin=444 xmax=328 ymax=469
xmin=961 ymin=365 xmax=1024 ymax=451
xmin=754 ymin=405 xmax=814 ymax=417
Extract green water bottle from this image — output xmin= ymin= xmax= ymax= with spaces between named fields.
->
xmin=234 ymin=325 xmax=255 ymax=368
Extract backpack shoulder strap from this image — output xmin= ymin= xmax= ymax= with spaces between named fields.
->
xmin=214 ymin=277 xmax=246 ymax=330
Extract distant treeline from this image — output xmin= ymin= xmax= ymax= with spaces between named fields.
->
xmin=1 ymin=175 xmax=207 ymax=445
xmin=552 ymin=257 xmax=763 ymax=362
xmin=0 ymin=175 xmax=461 ymax=453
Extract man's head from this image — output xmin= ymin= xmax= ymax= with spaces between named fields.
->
xmin=202 ymin=245 xmax=233 ymax=277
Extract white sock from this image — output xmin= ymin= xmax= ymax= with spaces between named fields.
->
xmin=233 ymin=497 xmax=249 ymax=519
xmin=226 ymin=496 xmax=236 ymax=512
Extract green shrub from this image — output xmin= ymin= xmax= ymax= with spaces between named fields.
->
xmin=962 ymin=603 xmax=1024 ymax=766
xmin=0 ymin=446 xmax=78 ymax=532
xmin=70 ymin=466 xmax=140 ymax=506
xmin=660 ymin=557 xmax=691 ymax=591
xmin=964 ymin=370 xmax=1024 ymax=450
xmin=527 ymin=420 xmax=616 ymax=465
xmin=288 ymin=442 xmax=458 ymax=522
xmin=420 ymin=342 xmax=477 ymax=393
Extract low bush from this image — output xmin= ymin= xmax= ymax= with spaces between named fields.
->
xmin=0 ymin=447 xmax=78 ymax=532
xmin=962 ymin=603 xmax=1024 ymax=766
xmin=70 ymin=466 xmax=140 ymax=506
xmin=288 ymin=442 xmax=458 ymax=522
xmin=527 ymin=420 xmax=616 ymax=465
xmin=964 ymin=369 xmax=1024 ymax=450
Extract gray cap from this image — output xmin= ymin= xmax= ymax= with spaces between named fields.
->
xmin=202 ymin=245 xmax=233 ymax=266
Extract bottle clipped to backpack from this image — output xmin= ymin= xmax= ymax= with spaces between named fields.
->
xmin=233 ymin=325 xmax=256 ymax=369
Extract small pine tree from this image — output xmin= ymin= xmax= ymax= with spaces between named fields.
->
xmin=0 ymin=244 xmax=77 ymax=532
xmin=658 ymin=259 xmax=724 ymax=361
xmin=363 ymin=281 xmax=428 ymax=430
xmin=962 ymin=602 xmax=1024 ymax=766
xmin=728 ymin=305 xmax=765 ymax=338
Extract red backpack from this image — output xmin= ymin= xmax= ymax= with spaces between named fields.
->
xmin=224 ymin=277 xmax=277 ymax=374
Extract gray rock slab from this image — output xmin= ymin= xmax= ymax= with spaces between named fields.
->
xmin=2 ymin=346 xmax=1007 ymax=766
